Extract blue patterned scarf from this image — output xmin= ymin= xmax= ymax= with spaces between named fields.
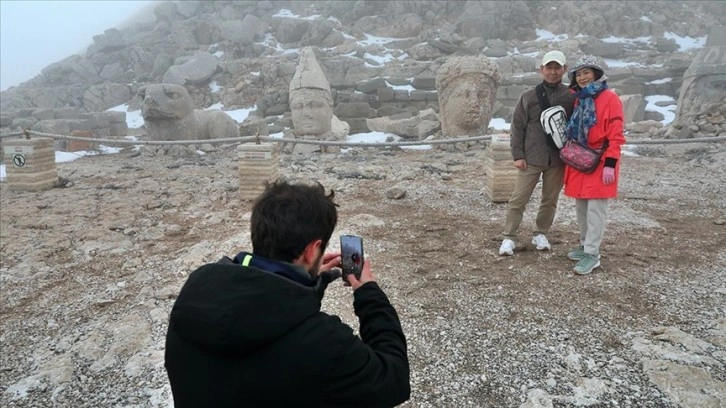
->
xmin=566 ymin=80 xmax=608 ymax=144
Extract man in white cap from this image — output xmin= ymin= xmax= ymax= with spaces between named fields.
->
xmin=499 ymin=50 xmax=575 ymax=256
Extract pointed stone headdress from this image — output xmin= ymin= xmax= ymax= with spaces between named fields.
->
xmin=289 ymin=47 xmax=331 ymax=94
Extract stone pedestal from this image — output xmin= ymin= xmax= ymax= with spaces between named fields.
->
xmin=237 ymin=143 xmax=279 ymax=201
xmin=484 ymin=134 xmax=517 ymax=203
xmin=3 ymin=138 xmax=57 ymax=192
xmin=67 ymin=130 xmax=97 ymax=152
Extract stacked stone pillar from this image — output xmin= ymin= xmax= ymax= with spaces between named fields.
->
xmin=3 ymin=138 xmax=57 ymax=192
xmin=484 ymin=134 xmax=517 ymax=203
xmin=237 ymin=143 xmax=279 ymax=201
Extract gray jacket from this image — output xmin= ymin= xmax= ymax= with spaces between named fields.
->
xmin=510 ymin=82 xmax=575 ymax=167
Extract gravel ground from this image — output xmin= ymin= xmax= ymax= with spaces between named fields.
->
xmin=1 ymin=139 xmax=725 ymax=407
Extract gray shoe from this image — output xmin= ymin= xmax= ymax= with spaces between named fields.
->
xmin=567 ymin=246 xmax=586 ymax=261
xmin=574 ymin=253 xmax=601 ymax=275
xmin=499 ymin=239 xmax=515 ymax=256
xmin=531 ymin=234 xmax=551 ymax=251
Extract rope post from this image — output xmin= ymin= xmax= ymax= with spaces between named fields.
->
xmin=23 ymin=128 xmax=31 ymax=140
xmin=483 ymin=134 xmax=518 ymax=203
xmin=3 ymin=137 xmax=57 ymax=192
xmin=237 ymin=142 xmax=279 ymax=201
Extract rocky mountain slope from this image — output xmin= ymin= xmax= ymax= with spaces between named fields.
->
xmin=1 ymin=1 xmax=724 ymax=135
xmin=1 ymin=2 xmax=725 ymax=406
xmin=0 ymin=141 xmax=725 ymax=406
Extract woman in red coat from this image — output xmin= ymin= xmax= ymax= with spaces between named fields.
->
xmin=563 ymin=55 xmax=626 ymax=275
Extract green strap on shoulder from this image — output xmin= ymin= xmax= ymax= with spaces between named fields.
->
xmin=242 ymin=254 xmax=252 ymax=267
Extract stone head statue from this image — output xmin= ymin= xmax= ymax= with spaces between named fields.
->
xmin=139 ymin=83 xmax=194 ymax=120
xmin=137 ymin=83 xmax=239 ymax=142
xmin=436 ymin=56 xmax=501 ymax=136
xmin=289 ymin=47 xmax=334 ymax=137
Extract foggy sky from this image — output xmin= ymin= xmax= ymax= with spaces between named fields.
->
xmin=0 ymin=0 xmax=151 ymax=91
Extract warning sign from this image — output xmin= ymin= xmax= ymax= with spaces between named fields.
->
xmin=12 ymin=154 xmax=26 ymax=167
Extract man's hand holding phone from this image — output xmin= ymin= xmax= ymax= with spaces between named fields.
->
xmin=343 ymin=259 xmax=375 ymax=290
xmin=340 ymin=235 xmax=375 ymax=290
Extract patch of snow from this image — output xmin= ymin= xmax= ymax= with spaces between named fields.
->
xmin=209 ymin=81 xmax=223 ymax=93
xmin=645 ymin=77 xmax=672 ymax=85
xmin=107 ymin=104 xmax=144 ymax=129
xmin=601 ymin=35 xmax=653 ymax=46
xmin=535 ymin=29 xmax=568 ymax=42
xmin=644 ymin=95 xmax=677 ymax=125
xmin=664 ymin=32 xmax=706 ymax=51
xmin=603 ymin=59 xmax=645 ymax=68
xmin=272 ymin=9 xmax=298 ymax=18
xmin=204 ymin=102 xmax=224 ymax=111
xmin=385 ymin=81 xmax=415 ymax=92
xmin=489 ymin=118 xmax=511 ymax=131
xmin=225 ymin=107 xmax=255 ymax=123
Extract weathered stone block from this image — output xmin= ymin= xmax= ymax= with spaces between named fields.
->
xmin=109 ymin=122 xmax=129 ymax=137
xmin=3 ymin=138 xmax=57 ymax=192
xmin=334 ymin=89 xmax=353 ymax=104
xmin=393 ymin=90 xmax=411 ymax=101
xmin=55 ymin=107 xmax=81 ymax=119
xmin=334 ymin=102 xmax=373 ymax=118
xmin=33 ymin=108 xmax=56 ymax=121
xmin=349 ymin=92 xmax=370 ymax=103
xmin=412 ymin=76 xmax=436 ymax=90
xmin=484 ymin=135 xmax=517 ymax=203
xmin=238 ymin=143 xmax=279 ymax=201
xmin=376 ymin=103 xmax=404 ymax=117
xmin=67 ymin=130 xmax=97 ymax=152
xmin=339 ymin=117 xmax=368 ymax=134
xmin=410 ymin=90 xmax=427 ymax=101
xmin=377 ymin=87 xmax=395 ymax=102
xmin=356 ymin=78 xmax=387 ymax=94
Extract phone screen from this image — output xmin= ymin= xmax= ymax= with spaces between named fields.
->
xmin=340 ymin=235 xmax=364 ymax=279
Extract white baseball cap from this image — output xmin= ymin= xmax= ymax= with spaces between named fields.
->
xmin=541 ymin=50 xmax=566 ymax=66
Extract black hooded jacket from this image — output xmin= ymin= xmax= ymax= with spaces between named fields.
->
xmin=164 ymin=253 xmax=410 ymax=407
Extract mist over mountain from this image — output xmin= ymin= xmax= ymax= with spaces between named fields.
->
xmin=1 ymin=0 xmax=724 ymax=138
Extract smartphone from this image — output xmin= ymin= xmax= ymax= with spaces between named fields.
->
xmin=340 ymin=235 xmax=364 ymax=280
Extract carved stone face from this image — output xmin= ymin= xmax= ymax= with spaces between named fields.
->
xmin=138 ymin=84 xmax=194 ymax=120
xmin=440 ymin=75 xmax=492 ymax=135
xmin=289 ymin=88 xmax=333 ymax=136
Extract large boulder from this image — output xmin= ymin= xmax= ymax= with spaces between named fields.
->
xmin=456 ymin=1 xmax=534 ymax=41
xmin=88 ymin=28 xmax=127 ymax=54
xmin=218 ymin=15 xmax=266 ymax=45
xmin=366 ymin=108 xmax=440 ymax=139
xmin=40 ymin=55 xmax=101 ymax=86
xmin=83 ymin=83 xmax=133 ymax=112
xmin=620 ymin=94 xmax=647 ymax=123
xmin=274 ymin=18 xmax=311 ymax=44
xmin=672 ymin=46 xmax=726 ymax=134
xmin=163 ymin=52 xmax=219 ymax=85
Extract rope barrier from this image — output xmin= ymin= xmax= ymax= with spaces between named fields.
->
xmin=1 ymin=129 xmax=724 ymax=147
xmin=2 ymin=129 xmax=493 ymax=147
xmin=623 ymin=136 xmax=726 ymax=145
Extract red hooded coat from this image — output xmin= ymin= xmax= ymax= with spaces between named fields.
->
xmin=564 ymin=89 xmax=626 ymax=199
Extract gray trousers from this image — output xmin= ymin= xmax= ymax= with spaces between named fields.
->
xmin=503 ymin=164 xmax=565 ymax=238
xmin=575 ymin=198 xmax=609 ymax=256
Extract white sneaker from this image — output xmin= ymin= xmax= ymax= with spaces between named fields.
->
xmin=531 ymin=234 xmax=551 ymax=251
xmin=499 ymin=239 xmax=515 ymax=256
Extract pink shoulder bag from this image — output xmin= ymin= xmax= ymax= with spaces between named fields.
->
xmin=559 ymin=139 xmax=608 ymax=174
